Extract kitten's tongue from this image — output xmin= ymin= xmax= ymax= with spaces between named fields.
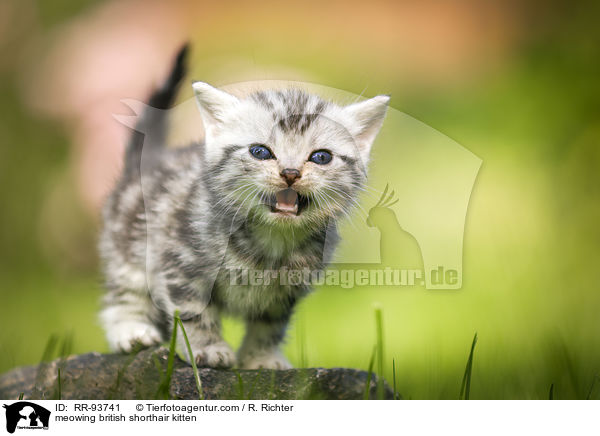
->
xmin=274 ymin=188 xmax=299 ymax=215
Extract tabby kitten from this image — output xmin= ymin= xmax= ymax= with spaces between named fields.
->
xmin=99 ymin=46 xmax=389 ymax=369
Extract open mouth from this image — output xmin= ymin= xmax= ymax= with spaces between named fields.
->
xmin=268 ymin=188 xmax=309 ymax=216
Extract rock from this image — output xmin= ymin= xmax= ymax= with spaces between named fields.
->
xmin=0 ymin=347 xmax=394 ymax=400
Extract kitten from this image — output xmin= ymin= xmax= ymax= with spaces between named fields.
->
xmin=99 ymin=45 xmax=389 ymax=369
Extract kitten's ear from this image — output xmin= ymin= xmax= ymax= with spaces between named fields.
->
xmin=192 ymin=81 xmax=239 ymax=125
xmin=343 ymin=95 xmax=390 ymax=160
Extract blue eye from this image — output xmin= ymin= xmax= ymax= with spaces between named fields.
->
xmin=249 ymin=144 xmax=273 ymax=160
xmin=309 ymin=150 xmax=332 ymax=165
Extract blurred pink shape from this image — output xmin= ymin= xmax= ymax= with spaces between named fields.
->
xmin=21 ymin=0 xmax=190 ymax=213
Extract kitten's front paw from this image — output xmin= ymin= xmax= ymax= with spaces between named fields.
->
xmin=238 ymin=351 xmax=293 ymax=370
xmin=193 ymin=342 xmax=236 ymax=369
xmin=107 ymin=321 xmax=163 ymax=353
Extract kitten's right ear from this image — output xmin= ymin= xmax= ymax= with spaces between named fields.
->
xmin=192 ymin=81 xmax=239 ymax=125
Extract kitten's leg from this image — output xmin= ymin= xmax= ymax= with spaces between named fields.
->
xmin=100 ymin=286 xmax=163 ymax=352
xmin=237 ymin=319 xmax=292 ymax=370
xmin=161 ymin=268 xmax=236 ymax=368
xmin=177 ymin=305 xmax=236 ymax=368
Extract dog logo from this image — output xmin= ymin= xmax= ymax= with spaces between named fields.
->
xmin=2 ymin=402 xmax=50 ymax=433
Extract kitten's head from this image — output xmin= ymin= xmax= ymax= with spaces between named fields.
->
xmin=193 ymin=82 xmax=389 ymax=229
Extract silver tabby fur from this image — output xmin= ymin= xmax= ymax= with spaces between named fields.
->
xmin=99 ymin=46 xmax=389 ymax=369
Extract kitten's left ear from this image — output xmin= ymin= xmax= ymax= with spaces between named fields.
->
xmin=343 ymin=95 xmax=390 ymax=161
xmin=192 ymin=81 xmax=239 ymax=126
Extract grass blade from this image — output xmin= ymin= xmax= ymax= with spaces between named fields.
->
xmin=549 ymin=383 xmax=554 ymax=400
xmin=176 ymin=314 xmax=204 ymax=400
xmin=586 ymin=374 xmax=598 ymax=400
xmin=40 ymin=335 xmax=59 ymax=364
xmin=57 ymin=368 xmax=62 ymax=400
xmin=155 ymin=310 xmax=179 ymax=399
xmin=18 ymin=393 xmax=24 ymax=400
xmin=363 ymin=345 xmax=377 ymax=400
xmin=392 ymin=358 xmax=397 ymax=400
xmin=268 ymin=370 xmax=276 ymax=400
xmin=234 ymin=369 xmax=245 ymax=399
xmin=296 ymin=318 xmax=307 ymax=368
xmin=59 ymin=331 xmax=74 ymax=359
xmin=247 ymin=369 xmax=263 ymax=399
xmin=374 ymin=305 xmax=385 ymax=400
xmin=459 ymin=333 xmax=478 ymax=400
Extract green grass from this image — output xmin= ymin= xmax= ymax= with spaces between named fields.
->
xmin=374 ymin=305 xmax=385 ymax=400
xmin=459 ymin=333 xmax=478 ymax=400
xmin=586 ymin=375 xmax=598 ymax=400
xmin=363 ymin=346 xmax=377 ymax=400
xmin=392 ymin=359 xmax=398 ymax=399
xmin=57 ymin=368 xmax=62 ymax=400
xmin=295 ymin=316 xmax=308 ymax=368
xmin=175 ymin=312 xmax=203 ymax=399
xmin=34 ymin=333 xmax=75 ymax=400
xmin=4 ymin=280 xmax=600 ymax=399
xmin=155 ymin=311 xmax=179 ymax=399
xmin=40 ymin=335 xmax=59 ymax=364
xmin=9 ymin=306 xmax=600 ymax=400
xmin=155 ymin=310 xmax=204 ymax=400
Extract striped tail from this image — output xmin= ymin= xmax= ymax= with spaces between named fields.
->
xmin=122 ymin=43 xmax=189 ymax=178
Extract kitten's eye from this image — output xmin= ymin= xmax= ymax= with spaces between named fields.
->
xmin=309 ymin=150 xmax=332 ymax=165
xmin=249 ymin=144 xmax=274 ymax=160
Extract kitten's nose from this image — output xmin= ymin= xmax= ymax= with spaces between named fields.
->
xmin=280 ymin=168 xmax=301 ymax=186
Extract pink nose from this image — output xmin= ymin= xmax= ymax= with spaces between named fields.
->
xmin=280 ymin=168 xmax=301 ymax=186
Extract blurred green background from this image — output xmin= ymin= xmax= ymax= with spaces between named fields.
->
xmin=1 ymin=0 xmax=599 ymax=399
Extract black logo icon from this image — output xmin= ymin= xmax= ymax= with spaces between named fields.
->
xmin=2 ymin=402 xmax=50 ymax=434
